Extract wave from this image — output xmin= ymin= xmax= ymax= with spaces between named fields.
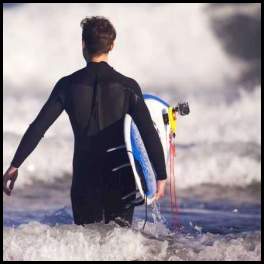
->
xmin=3 ymin=86 xmax=260 ymax=189
xmin=3 ymin=220 xmax=261 ymax=261
xmin=3 ymin=3 xmax=261 ymax=190
xmin=3 ymin=3 xmax=260 ymax=96
xmin=3 ymin=135 xmax=261 ymax=189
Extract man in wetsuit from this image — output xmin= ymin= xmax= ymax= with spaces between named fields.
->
xmin=3 ymin=16 xmax=167 ymax=226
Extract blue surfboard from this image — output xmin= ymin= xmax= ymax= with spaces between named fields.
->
xmin=124 ymin=94 xmax=170 ymax=205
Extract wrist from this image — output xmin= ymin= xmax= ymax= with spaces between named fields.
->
xmin=157 ymin=179 xmax=167 ymax=183
xmin=9 ymin=165 xmax=18 ymax=173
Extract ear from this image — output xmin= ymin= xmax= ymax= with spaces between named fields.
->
xmin=110 ymin=41 xmax=114 ymax=51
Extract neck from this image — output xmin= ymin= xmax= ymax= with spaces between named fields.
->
xmin=90 ymin=53 xmax=108 ymax=63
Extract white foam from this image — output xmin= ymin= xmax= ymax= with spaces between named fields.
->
xmin=174 ymin=87 xmax=261 ymax=145
xmin=175 ymin=150 xmax=260 ymax=189
xmin=3 ymin=222 xmax=261 ymax=261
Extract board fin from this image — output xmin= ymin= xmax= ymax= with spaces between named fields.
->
xmin=112 ymin=163 xmax=131 ymax=172
xmin=124 ymin=197 xmax=145 ymax=209
xmin=121 ymin=190 xmax=139 ymax=200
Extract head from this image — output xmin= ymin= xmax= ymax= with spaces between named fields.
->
xmin=80 ymin=16 xmax=116 ymax=61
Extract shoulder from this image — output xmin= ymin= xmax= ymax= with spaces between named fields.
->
xmin=111 ymin=69 xmax=143 ymax=98
xmin=64 ymin=67 xmax=88 ymax=83
xmin=54 ymin=67 xmax=87 ymax=88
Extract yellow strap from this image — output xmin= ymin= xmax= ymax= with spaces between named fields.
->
xmin=168 ymin=107 xmax=177 ymax=134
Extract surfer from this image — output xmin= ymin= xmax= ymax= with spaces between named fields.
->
xmin=3 ymin=16 xmax=167 ymax=226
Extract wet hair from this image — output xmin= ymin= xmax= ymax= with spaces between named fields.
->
xmin=80 ymin=16 xmax=116 ymax=56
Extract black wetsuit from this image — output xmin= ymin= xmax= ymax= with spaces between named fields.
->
xmin=11 ymin=61 xmax=167 ymax=225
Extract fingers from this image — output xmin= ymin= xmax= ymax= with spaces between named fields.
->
xmin=154 ymin=191 xmax=165 ymax=201
xmin=155 ymin=180 xmax=167 ymax=201
xmin=154 ymin=194 xmax=159 ymax=201
xmin=3 ymin=177 xmax=11 ymax=196
xmin=3 ymin=168 xmax=18 ymax=196
xmin=9 ymin=177 xmax=16 ymax=191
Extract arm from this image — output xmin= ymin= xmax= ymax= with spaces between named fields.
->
xmin=3 ymin=78 xmax=66 ymax=195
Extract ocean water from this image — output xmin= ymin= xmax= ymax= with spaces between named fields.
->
xmin=3 ymin=180 xmax=261 ymax=261
xmin=3 ymin=3 xmax=261 ymax=261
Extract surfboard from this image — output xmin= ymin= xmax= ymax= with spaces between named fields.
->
xmin=124 ymin=94 xmax=170 ymax=205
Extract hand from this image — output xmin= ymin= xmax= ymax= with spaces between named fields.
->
xmin=3 ymin=166 xmax=18 ymax=196
xmin=154 ymin=180 xmax=167 ymax=201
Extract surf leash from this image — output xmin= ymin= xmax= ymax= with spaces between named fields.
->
xmin=168 ymin=107 xmax=179 ymax=228
xmin=170 ymin=102 xmax=190 ymax=229
xmin=142 ymin=194 xmax=148 ymax=230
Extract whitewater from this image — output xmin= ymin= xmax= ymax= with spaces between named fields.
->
xmin=3 ymin=3 xmax=261 ymax=261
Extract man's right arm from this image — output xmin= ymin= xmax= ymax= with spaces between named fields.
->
xmin=3 ymin=78 xmax=66 ymax=196
xmin=11 ymin=78 xmax=66 ymax=168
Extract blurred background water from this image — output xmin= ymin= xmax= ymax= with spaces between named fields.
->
xmin=3 ymin=3 xmax=261 ymax=261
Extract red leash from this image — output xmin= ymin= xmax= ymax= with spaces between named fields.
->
xmin=169 ymin=133 xmax=178 ymax=228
